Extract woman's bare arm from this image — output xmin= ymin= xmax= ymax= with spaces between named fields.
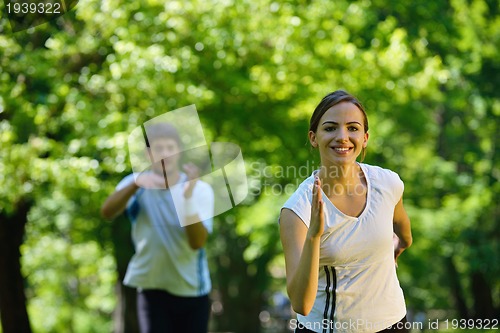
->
xmin=280 ymin=177 xmax=324 ymax=315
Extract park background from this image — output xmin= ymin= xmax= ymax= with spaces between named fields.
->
xmin=0 ymin=0 xmax=498 ymax=332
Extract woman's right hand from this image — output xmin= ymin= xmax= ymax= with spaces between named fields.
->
xmin=279 ymin=176 xmax=325 ymax=315
xmin=308 ymin=176 xmax=325 ymax=239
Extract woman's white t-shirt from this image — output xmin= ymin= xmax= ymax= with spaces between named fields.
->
xmin=282 ymin=163 xmax=406 ymax=333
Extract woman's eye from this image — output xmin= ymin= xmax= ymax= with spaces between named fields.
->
xmin=348 ymin=126 xmax=359 ymax=132
xmin=324 ymin=126 xmax=335 ymax=132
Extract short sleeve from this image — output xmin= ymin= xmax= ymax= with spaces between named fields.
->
xmin=116 ymin=174 xmax=136 ymax=191
xmin=281 ymin=177 xmax=313 ymax=228
xmin=360 ymin=164 xmax=403 ymax=207
xmin=391 ymin=172 xmax=405 ymax=205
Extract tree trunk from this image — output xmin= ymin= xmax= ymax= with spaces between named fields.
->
xmin=111 ymin=215 xmax=139 ymax=333
xmin=213 ymin=220 xmax=261 ymax=333
xmin=444 ymin=256 xmax=469 ymax=319
xmin=112 ymin=282 xmax=138 ymax=333
xmin=470 ymin=271 xmax=496 ymax=319
xmin=0 ymin=199 xmax=32 ymax=333
xmin=213 ymin=216 xmax=281 ymax=333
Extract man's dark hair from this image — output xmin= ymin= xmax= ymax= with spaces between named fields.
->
xmin=144 ymin=123 xmax=182 ymax=148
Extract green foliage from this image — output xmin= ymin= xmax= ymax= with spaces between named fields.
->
xmin=0 ymin=0 xmax=498 ymax=331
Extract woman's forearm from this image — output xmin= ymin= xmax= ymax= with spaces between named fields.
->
xmin=287 ymin=235 xmax=321 ymax=315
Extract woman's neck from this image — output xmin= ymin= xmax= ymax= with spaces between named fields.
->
xmin=318 ymin=163 xmax=364 ymax=196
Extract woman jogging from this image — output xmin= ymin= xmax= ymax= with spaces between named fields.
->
xmin=280 ymin=90 xmax=413 ymax=333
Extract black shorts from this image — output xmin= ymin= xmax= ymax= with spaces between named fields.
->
xmin=137 ymin=289 xmax=210 ymax=333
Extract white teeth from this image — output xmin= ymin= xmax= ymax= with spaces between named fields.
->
xmin=334 ymin=147 xmax=350 ymax=152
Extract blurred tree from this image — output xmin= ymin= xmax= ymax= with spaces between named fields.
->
xmin=0 ymin=0 xmax=498 ymax=332
xmin=367 ymin=0 xmax=499 ymax=319
xmin=0 ymin=199 xmax=32 ymax=333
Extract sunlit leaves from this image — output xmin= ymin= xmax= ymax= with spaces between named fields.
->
xmin=0 ymin=0 xmax=498 ymax=329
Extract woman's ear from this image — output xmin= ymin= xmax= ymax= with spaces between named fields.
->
xmin=363 ymin=132 xmax=369 ymax=148
xmin=308 ymin=131 xmax=318 ymax=148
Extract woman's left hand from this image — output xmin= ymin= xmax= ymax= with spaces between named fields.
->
xmin=393 ymin=197 xmax=413 ymax=267
xmin=393 ymin=234 xmax=406 ymax=268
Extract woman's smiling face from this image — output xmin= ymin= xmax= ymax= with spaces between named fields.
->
xmin=309 ymin=101 xmax=369 ymax=167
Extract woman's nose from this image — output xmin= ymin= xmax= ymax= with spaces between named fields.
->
xmin=336 ymin=129 xmax=349 ymax=142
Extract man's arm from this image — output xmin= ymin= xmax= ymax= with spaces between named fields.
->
xmin=182 ymin=191 xmax=209 ymax=249
xmin=101 ymin=182 xmax=139 ymax=220
xmin=182 ymin=186 xmax=210 ymax=250
xmin=184 ymin=217 xmax=208 ymax=250
xmin=182 ymin=163 xmax=211 ymax=250
xmin=101 ymin=172 xmax=168 ymax=220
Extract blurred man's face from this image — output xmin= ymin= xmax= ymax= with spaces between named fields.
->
xmin=148 ymin=138 xmax=181 ymax=176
